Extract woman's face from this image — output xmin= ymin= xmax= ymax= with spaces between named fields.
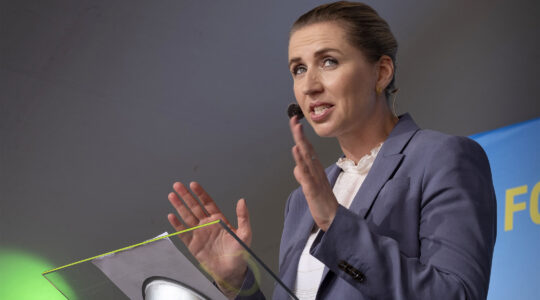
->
xmin=288 ymin=22 xmax=381 ymax=138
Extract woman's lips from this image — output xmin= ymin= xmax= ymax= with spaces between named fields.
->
xmin=310 ymin=105 xmax=334 ymax=122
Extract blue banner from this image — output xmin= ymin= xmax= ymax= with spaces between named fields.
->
xmin=471 ymin=117 xmax=540 ymax=300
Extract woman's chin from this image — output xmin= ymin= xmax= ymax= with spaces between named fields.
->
xmin=312 ymin=124 xmax=338 ymax=138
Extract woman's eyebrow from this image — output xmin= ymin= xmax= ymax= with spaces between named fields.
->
xmin=289 ymin=48 xmax=343 ymax=68
xmin=288 ymin=57 xmax=302 ymax=69
xmin=313 ymin=47 xmax=343 ymax=57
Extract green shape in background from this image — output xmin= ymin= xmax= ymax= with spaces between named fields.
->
xmin=0 ymin=248 xmax=73 ymax=299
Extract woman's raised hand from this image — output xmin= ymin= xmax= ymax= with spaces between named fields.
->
xmin=290 ymin=116 xmax=339 ymax=231
xmin=167 ymin=181 xmax=252 ymax=298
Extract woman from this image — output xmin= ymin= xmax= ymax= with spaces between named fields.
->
xmin=167 ymin=2 xmax=496 ymax=299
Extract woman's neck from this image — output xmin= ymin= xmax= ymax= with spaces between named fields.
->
xmin=337 ymin=109 xmax=398 ymax=164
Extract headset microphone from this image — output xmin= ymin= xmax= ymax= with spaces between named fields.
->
xmin=287 ymin=103 xmax=304 ymax=120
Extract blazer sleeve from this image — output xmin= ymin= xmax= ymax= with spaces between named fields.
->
xmin=310 ymin=136 xmax=497 ymax=300
xmin=234 ymin=268 xmax=266 ymax=300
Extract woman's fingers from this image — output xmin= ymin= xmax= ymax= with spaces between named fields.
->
xmin=292 ymin=145 xmax=309 ymax=179
xmin=288 ymin=117 xmax=339 ymax=230
xmin=190 ymin=182 xmax=233 ymax=227
xmin=290 ymin=118 xmax=318 ymax=164
xmin=173 ymin=182 xmax=208 ymax=220
xmin=190 ymin=182 xmax=222 ymax=216
xmin=290 ymin=117 xmax=309 ymax=150
xmin=292 ymin=145 xmax=317 ymax=195
xmin=167 ymin=213 xmax=185 ymax=230
xmin=168 ymin=189 xmax=199 ymax=227
xmin=289 ymin=116 xmax=325 ymax=180
xmin=167 ymin=213 xmax=193 ymax=245
xmin=236 ymin=198 xmax=252 ymax=246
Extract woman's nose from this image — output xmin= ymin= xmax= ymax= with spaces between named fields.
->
xmin=303 ymin=69 xmax=323 ymax=95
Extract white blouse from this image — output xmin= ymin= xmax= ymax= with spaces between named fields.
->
xmin=293 ymin=143 xmax=383 ymax=299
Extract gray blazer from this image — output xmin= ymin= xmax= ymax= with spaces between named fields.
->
xmin=273 ymin=113 xmax=497 ymax=300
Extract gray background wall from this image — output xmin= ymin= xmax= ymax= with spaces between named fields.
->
xmin=1 ymin=0 xmax=539 ymax=293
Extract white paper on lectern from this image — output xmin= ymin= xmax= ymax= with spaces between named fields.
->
xmin=92 ymin=232 xmax=227 ymax=300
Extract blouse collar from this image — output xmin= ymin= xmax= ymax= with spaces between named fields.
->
xmin=336 ymin=143 xmax=383 ymax=174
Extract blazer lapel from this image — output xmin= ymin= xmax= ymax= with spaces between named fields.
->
xmin=349 ymin=113 xmax=419 ymax=217
xmin=349 ymin=154 xmax=403 ymax=217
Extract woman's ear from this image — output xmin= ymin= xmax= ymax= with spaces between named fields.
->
xmin=376 ymin=55 xmax=394 ymax=92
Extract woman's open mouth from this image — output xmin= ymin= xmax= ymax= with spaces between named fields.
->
xmin=310 ymin=103 xmax=334 ymax=122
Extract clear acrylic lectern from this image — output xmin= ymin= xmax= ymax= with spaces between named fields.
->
xmin=43 ymin=220 xmax=297 ymax=299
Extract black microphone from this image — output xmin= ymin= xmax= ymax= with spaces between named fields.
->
xmin=287 ymin=103 xmax=304 ymax=120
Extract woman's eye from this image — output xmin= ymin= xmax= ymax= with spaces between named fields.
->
xmin=293 ymin=65 xmax=307 ymax=76
xmin=323 ymin=58 xmax=338 ymax=68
